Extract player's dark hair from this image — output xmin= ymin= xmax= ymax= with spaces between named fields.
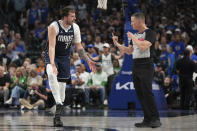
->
xmin=132 ymin=12 xmax=145 ymax=22
xmin=61 ymin=6 xmax=75 ymax=17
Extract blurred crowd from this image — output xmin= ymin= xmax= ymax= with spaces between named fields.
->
xmin=0 ymin=0 xmax=197 ymax=110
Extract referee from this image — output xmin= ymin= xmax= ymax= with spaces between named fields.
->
xmin=112 ymin=12 xmax=161 ymax=128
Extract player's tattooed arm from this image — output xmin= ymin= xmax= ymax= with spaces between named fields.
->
xmin=78 ymin=48 xmax=91 ymax=62
xmin=76 ymin=42 xmax=96 ymax=73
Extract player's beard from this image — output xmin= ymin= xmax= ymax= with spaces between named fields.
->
xmin=67 ymin=19 xmax=74 ymax=25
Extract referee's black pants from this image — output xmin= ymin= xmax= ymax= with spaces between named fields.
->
xmin=133 ymin=58 xmax=160 ymax=122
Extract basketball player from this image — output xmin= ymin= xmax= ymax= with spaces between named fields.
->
xmin=44 ymin=7 xmax=96 ymax=127
xmin=112 ymin=12 xmax=161 ymax=128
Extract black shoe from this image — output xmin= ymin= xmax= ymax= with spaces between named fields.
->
xmin=53 ymin=116 xmax=63 ymax=127
xmin=150 ymin=120 xmax=161 ymax=128
xmin=53 ymin=104 xmax=64 ymax=127
xmin=135 ymin=121 xmax=150 ymax=128
xmin=55 ymin=104 xmax=63 ymax=116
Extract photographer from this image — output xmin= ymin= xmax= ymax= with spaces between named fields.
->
xmin=19 ymin=83 xmax=47 ymax=110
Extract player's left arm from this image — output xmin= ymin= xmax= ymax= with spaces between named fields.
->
xmin=74 ymin=24 xmax=96 ymax=72
xmin=76 ymin=43 xmax=90 ymax=62
xmin=127 ymin=30 xmax=155 ymax=51
xmin=72 ymin=24 xmax=88 ymax=60
xmin=76 ymin=43 xmax=96 ymax=73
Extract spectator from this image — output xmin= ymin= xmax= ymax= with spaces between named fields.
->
xmin=7 ymin=63 xmax=17 ymax=80
xmin=19 ymin=83 xmax=47 ymax=110
xmin=12 ymin=0 xmax=27 ymax=25
xmin=23 ymin=59 xmax=31 ymax=70
xmin=159 ymin=44 xmax=168 ymax=72
xmin=166 ymin=46 xmax=176 ymax=76
xmin=106 ymin=59 xmax=121 ymax=102
xmin=13 ymin=33 xmax=25 ymax=59
xmin=90 ymin=43 xmax=122 ymax=76
xmin=34 ymin=20 xmax=47 ymax=40
xmin=166 ymin=19 xmax=176 ymax=31
xmin=169 ymin=34 xmax=185 ymax=58
xmin=5 ymin=67 xmax=27 ymax=106
xmin=94 ymin=36 xmax=103 ymax=52
xmin=73 ymin=53 xmax=81 ymax=66
xmin=75 ymin=64 xmax=90 ymax=106
xmin=154 ymin=40 xmax=161 ymax=63
xmin=6 ymin=43 xmax=19 ymax=62
xmin=88 ymin=63 xmax=107 ymax=105
xmin=87 ymin=44 xmax=98 ymax=57
xmin=24 ymin=58 xmax=32 ymax=64
xmin=153 ymin=63 xmax=165 ymax=86
xmin=113 ymin=59 xmax=121 ymax=74
xmin=176 ymin=50 xmax=197 ymax=109
xmin=43 ymin=74 xmax=55 ymax=108
xmin=36 ymin=58 xmax=45 ymax=77
xmin=8 ymin=30 xmax=16 ymax=43
xmin=2 ymin=24 xmax=11 ymax=44
xmin=26 ymin=1 xmax=41 ymax=30
xmin=20 ymin=66 xmax=28 ymax=78
xmin=1 ymin=32 xmax=9 ymax=46
xmin=27 ymin=68 xmax=43 ymax=89
xmin=85 ymin=35 xmax=93 ymax=45
xmin=25 ymin=64 xmax=33 ymax=77
xmin=0 ymin=37 xmax=5 ymax=49
xmin=39 ymin=0 xmax=49 ymax=24
xmin=77 ymin=0 xmax=88 ymax=20
xmin=25 ymin=30 xmax=42 ymax=62
xmin=70 ymin=57 xmax=76 ymax=74
xmin=0 ymin=65 xmax=10 ymax=104
xmin=162 ymin=76 xmax=177 ymax=108
xmin=186 ymin=45 xmax=197 ymax=63
xmin=0 ymin=44 xmax=11 ymax=66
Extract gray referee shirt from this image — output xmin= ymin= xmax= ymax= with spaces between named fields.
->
xmin=130 ymin=29 xmax=156 ymax=59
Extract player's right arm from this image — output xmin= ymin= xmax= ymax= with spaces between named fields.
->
xmin=112 ymin=33 xmax=133 ymax=55
xmin=48 ymin=25 xmax=58 ymax=75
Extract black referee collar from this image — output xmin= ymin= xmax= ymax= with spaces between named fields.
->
xmin=137 ymin=28 xmax=149 ymax=34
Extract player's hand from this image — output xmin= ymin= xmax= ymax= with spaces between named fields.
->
xmin=127 ymin=32 xmax=134 ymax=39
xmin=87 ymin=59 xmax=97 ymax=73
xmin=51 ymin=64 xmax=58 ymax=75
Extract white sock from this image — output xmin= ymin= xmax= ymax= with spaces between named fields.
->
xmin=58 ymin=82 xmax=66 ymax=103
xmin=46 ymin=64 xmax=62 ymax=105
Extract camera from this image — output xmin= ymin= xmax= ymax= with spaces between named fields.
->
xmin=30 ymin=89 xmax=35 ymax=95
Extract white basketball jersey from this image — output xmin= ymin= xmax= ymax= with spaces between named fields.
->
xmin=102 ymin=53 xmax=114 ymax=76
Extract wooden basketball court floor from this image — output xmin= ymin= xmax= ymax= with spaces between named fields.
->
xmin=0 ymin=107 xmax=197 ymax=131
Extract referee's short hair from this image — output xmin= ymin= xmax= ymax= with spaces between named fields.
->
xmin=61 ymin=6 xmax=75 ymax=17
xmin=132 ymin=12 xmax=145 ymax=22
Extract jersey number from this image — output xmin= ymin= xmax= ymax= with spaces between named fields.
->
xmin=65 ymin=42 xmax=70 ymax=49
